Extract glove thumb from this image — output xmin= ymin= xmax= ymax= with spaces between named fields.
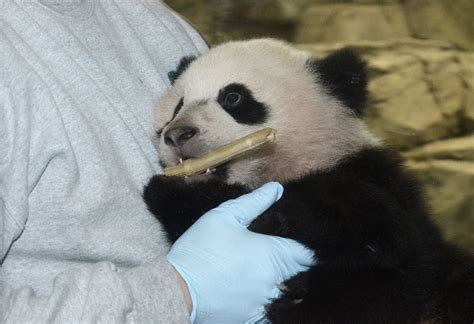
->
xmin=217 ymin=182 xmax=284 ymax=227
xmin=274 ymin=237 xmax=316 ymax=268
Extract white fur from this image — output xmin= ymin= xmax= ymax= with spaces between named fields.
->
xmin=154 ymin=39 xmax=379 ymax=187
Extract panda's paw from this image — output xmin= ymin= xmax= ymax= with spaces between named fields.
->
xmin=143 ymin=175 xmax=186 ymax=219
xmin=265 ymin=294 xmax=306 ymax=324
xmin=143 ymin=174 xmax=202 ymax=243
xmin=265 ymin=272 xmax=310 ymax=323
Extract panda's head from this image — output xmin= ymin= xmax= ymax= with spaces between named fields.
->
xmin=154 ymin=39 xmax=378 ymax=188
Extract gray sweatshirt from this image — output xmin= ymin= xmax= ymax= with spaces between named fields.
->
xmin=0 ymin=0 xmax=207 ymax=322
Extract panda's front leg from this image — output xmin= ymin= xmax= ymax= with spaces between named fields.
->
xmin=245 ymin=196 xmax=317 ymax=322
xmin=143 ymin=175 xmax=248 ymax=243
xmin=264 ymin=270 xmax=313 ymax=324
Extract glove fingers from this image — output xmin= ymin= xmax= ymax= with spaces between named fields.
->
xmin=245 ymin=287 xmax=280 ymax=324
xmin=218 ymin=182 xmax=283 ymax=226
xmin=277 ymin=237 xmax=316 ymax=268
xmin=246 ymin=287 xmax=279 ymax=324
xmin=245 ymin=307 xmax=267 ymax=324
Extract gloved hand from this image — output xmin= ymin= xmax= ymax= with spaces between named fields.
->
xmin=167 ymin=182 xmax=315 ymax=323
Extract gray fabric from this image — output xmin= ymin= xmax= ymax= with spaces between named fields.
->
xmin=0 ymin=0 xmax=208 ymax=322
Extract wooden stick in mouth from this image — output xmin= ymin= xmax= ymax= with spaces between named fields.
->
xmin=164 ymin=128 xmax=277 ymax=177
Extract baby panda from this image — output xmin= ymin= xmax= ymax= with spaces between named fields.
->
xmin=143 ymin=39 xmax=474 ymax=323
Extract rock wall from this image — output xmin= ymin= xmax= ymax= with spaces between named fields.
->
xmin=165 ymin=0 xmax=474 ymax=253
xmin=166 ymin=0 xmax=474 ymax=50
xmin=301 ymin=40 xmax=474 ymax=148
xmin=295 ymin=1 xmax=474 ymax=51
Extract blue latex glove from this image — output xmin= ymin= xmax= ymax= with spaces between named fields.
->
xmin=167 ymin=182 xmax=315 ymax=324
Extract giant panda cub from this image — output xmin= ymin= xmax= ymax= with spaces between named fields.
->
xmin=144 ymin=39 xmax=474 ymax=323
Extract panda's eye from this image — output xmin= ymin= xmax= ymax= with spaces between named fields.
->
xmin=224 ymin=92 xmax=242 ymax=106
xmin=217 ymin=83 xmax=268 ymax=125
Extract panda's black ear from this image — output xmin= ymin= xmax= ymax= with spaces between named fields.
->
xmin=168 ymin=55 xmax=197 ymax=84
xmin=307 ymin=49 xmax=367 ymax=117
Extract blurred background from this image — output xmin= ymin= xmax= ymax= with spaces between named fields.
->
xmin=165 ymin=0 xmax=474 ymax=253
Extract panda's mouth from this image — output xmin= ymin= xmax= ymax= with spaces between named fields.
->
xmin=177 ymin=158 xmax=228 ymax=183
xmin=177 ymin=157 xmax=218 ymax=176
xmin=166 ymin=155 xmax=228 ymax=180
xmin=163 ymin=128 xmax=275 ymax=179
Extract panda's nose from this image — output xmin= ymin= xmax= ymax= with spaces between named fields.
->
xmin=164 ymin=126 xmax=199 ymax=147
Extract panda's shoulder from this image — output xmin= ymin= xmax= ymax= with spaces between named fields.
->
xmin=288 ymin=146 xmax=423 ymax=208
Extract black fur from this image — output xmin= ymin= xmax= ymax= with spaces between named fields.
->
xmin=217 ymin=83 xmax=269 ymax=125
xmin=155 ymin=98 xmax=184 ymax=138
xmin=144 ymin=147 xmax=474 ymax=323
xmin=307 ymin=49 xmax=367 ymax=117
xmin=169 ymin=56 xmax=196 ymax=84
xmin=144 ymin=175 xmax=246 ymax=243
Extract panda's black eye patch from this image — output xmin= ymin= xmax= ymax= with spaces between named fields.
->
xmin=171 ymin=98 xmax=184 ymax=121
xmin=217 ymin=83 xmax=268 ymax=125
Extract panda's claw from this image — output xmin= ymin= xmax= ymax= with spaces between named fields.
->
xmin=277 ymin=284 xmax=289 ymax=292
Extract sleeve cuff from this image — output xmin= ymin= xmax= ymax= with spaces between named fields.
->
xmin=122 ymin=259 xmax=190 ymax=323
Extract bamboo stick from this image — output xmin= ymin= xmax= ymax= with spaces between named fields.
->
xmin=164 ymin=128 xmax=276 ymax=177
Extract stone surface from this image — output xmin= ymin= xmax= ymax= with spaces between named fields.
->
xmin=404 ymin=0 xmax=474 ymax=51
xmin=464 ymin=93 xmax=474 ymax=130
xmin=442 ymin=0 xmax=474 ymax=49
xmin=301 ymin=40 xmax=471 ymax=149
xmin=403 ymin=135 xmax=474 ymax=253
xmin=167 ymin=0 xmax=474 ymax=49
xmin=403 ymin=135 xmax=474 ymax=161
xmin=406 ymin=160 xmax=474 ymax=253
xmin=165 ymin=0 xmax=304 ymax=44
xmin=459 ymin=54 xmax=474 ymax=131
xmin=294 ymin=1 xmax=474 ymax=50
xmin=295 ymin=4 xmax=410 ymax=44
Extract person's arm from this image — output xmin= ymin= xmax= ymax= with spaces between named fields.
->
xmin=2 ymin=261 xmax=191 ymax=323
xmin=0 ymin=79 xmax=191 ymax=323
xmin=0 ymin=84 xmax=29 ymax=263
xmin=0 ymin=77 xmax=190 ymax=323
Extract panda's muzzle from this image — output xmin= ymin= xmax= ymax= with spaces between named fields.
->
xmin=164 ymin=126 xmax=199 ymax=148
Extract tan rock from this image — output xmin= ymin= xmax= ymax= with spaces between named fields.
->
xmin=464 ymin=92 xmax=474 ymax=129
xmin=406 ymin=160 xmax=474 ymax=253
xmin=367 ymin=52 xmax=418 ymax=73
xmin=299 ymin=39 xmax=453 ymax=56
xmin=458 ymin=54 xmax=474 ymax=129
xmin=351 ymin=0 xmax=399 ymax=3
xmin=403 ymin=135 xmax=474 ymax=161
xmin=459 ymin=54 xmax=474 ymax=89
xmin=442 ymin=0 xmax=474 ymax=48
xmin=404 ymin=0 xmax=474 ymax=51
xmin=295 ymin=4 xmax=411 ymax=44
xmin=417 ymin=51 xmax=464 ymax=117
xmin=302 ymin=39 xmax=467 ymax=149
xmin=367 ymin=59 xmax=423 ymax=101
xmin=366 ymin=81 xmax=449 ymax=149
xmin=165 ymin=0 xmax=302 ymax=44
